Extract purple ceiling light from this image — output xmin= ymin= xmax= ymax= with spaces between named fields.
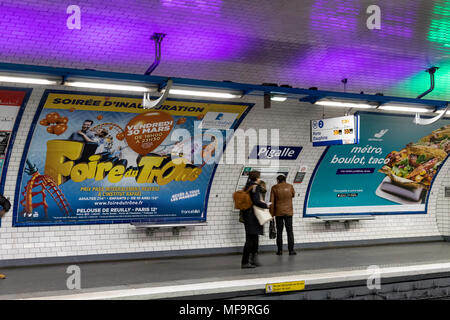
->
xmin=292 ymin=46 xmax=425 ymax=91
xmin=310 ymin=0 xmax=359 ymax=33
xmin=161 ymin=0 xmax=222 ymax=16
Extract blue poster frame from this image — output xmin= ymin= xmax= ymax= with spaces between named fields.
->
xmin=303 ymin=111 xmax=450 ymax=217
xmin=12 ymin=89 xmax=253 ymax=227
xmin=0 ymin=86 xmax=32 ymax=195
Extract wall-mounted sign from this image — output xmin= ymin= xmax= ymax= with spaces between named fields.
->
xmin=311 ymin=115 xmax=359 ymax=146
xmin=13 ymin=90 xmax=253 ymax=227
xmin=445 ymin=187 xmax=450 ymax=198
xmin=248 ymin=145 xmax=302 ymax=160
xmin=236 ymin=166 xmax=290 ymax=202
xmin=266 ymin=280 xmax=305 ymax=293
xmin=0 ymin=87 xmax=32 ymax=193
xmin=293 ymin=166 xmax=308 ymax=184
xmin=304 ymin=112 xmax=449 ymax=216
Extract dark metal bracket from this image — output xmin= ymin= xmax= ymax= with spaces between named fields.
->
xmin=144 ymin=33 xmax=166 ymax=75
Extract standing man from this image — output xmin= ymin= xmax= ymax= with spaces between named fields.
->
xmin=68 ymin=119 xmax=96 ymax=143
xmin=0 ymin=194 xmax=11 ymax=279
xmin=270 ymin=175 xmax=296 ymax=255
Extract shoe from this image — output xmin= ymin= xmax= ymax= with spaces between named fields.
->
xmin=241 ymin=263 xmax=256 ymax=269
xmin=0 ymin=274 xmax=5 ymax=279
xmin=276 ymin=250 xmax=283 ymax=255
xmin=250 ymin=253 xmax=261 ymax=267
xmin=289 ymin=251 xmax=297 ymax=256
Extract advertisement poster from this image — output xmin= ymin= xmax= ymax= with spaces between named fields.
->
xmin=0 ymin=87 xmax=32 ymax=193
xmin=13 ymin=90 xmax=252 ymax=227
xmin=304 ymin=112 xmax=450 ymax=216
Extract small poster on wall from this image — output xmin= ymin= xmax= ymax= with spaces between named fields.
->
xmin=0 ymin=88 xmax=32 ymax=193
xmin=293 ymin=165 xmax=308 ymax=184
xmin=236 ymin=166 xmax=290 ymax=203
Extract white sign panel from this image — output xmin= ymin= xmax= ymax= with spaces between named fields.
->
xmin=311 ymin=115 xmax=359 ymax=147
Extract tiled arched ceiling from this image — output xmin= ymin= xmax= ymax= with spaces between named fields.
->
xmin=0 ymin=0 xmax=449 ymax=100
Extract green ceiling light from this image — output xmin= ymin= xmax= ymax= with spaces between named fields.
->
xmin=428 ymin=0 xmax=450 ymax=48
xmin=391 ymin=62 xmax=450 ymax=100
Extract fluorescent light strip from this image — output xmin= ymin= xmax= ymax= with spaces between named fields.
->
xmin=378 ymin=102 xmax=436 ymax=113
xmin=271 ymin=95 xmax=288 ymax=102
xmin=378 ymin=104 xmax=434 ymax=113
xmin=65 ymin=81 xmax=153 ymax=92
xmin=315 ymin=100 xmax=375 ymax=109
xmin=168 ymin=88 xmax=242 ymax=99
xmin=0 ymin=75 xmax=58 ymax=85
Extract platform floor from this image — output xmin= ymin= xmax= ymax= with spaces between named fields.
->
xmin=2 ymin=241 xmax=450 ymax=299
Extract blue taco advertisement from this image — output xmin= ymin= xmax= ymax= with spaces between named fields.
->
xmin=304 ymin=112 xmax=450 ymax=216
xmin=13 ymin=90 xmax=252 ymax=226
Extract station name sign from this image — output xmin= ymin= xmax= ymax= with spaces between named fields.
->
xmin=311 ymin=115 xmax=360 ymax=147
xmin=249 ymin=145 xmax=302 ymax=160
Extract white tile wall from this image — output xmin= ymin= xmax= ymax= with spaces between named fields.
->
xmin=0 ymin=82 xmax=443 ymax=262
xmin=435 ymin=160 xmax=450 ymax=236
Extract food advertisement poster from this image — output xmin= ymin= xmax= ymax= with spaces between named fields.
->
xmin=0 ymin=87 xmax=32 ymax=194
xmin=304 ymin=112 xmax=450 ymax=216
xmin=13 ymin=90 xmax=252 ymax=227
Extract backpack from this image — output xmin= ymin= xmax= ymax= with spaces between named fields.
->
xmin=233 ymin=186 xmax=253 ymax=211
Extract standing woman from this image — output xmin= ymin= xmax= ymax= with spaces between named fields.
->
xmin=241 ymin=170 xmax=269 ymax=268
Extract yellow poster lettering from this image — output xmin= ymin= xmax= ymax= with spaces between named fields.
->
xmin=175 ymin=167 xmax=193 ymax=181
xmin=108 ymin=165 xmax=125 ymax=183
xmin=157 ymin=162 xmax=182 ymax=186
xmin=45 ymin=140 xmax=84 ymax=185
xmin=71 ymin=163 xmax=89 ymax=182
xmin=136 ymin=156 xmax=165 ymax=183
xmin=44 ymin=140 xmax=202 ymax=185
xmin=95 ymin=162 xmax=113 ymax=181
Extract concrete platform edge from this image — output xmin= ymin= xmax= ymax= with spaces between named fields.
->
xmin=0 ymin=235 xmax=444 ymax=268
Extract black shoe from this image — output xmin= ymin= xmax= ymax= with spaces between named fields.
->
xmin=250 ymin=254 xmax=261 ymax=267
xmin=241 ymin=263 xmax=256 ymax=269
xmin=276 ymin=250 xmax=283 ymax=255
xmin=289 ymin=251 xmax=297 ymax=256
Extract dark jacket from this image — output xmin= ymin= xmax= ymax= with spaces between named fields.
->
xmin=270 ymin=182 xmax=295 ymax=216
xmin=0 ymin=195 xmax=11 ymax=212
xmin=241 ymin=182 xmax=268 ymax=235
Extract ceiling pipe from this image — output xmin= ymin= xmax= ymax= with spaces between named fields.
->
xmin=144 ymin=33 xmax=166 ymax=75
xmin=142 ymin=79 xmax=173 ymax=109
xmin=413 ymin=66 xmax=444 ymax=125
xmin=416 ymin=67 xmax=438 ymax=99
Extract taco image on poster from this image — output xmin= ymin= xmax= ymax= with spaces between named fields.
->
xmin=377 ymin=125 xmax=450 ymax=203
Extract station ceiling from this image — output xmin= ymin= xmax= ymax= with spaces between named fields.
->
xmin=0 ymin=0 xmax=449 ymax=100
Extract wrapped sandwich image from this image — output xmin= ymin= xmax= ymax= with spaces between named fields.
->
xmin=377 ymin=125 xmax=450 ymax=202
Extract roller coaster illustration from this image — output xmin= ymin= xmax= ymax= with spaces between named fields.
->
xmin=20 ymin=160 xmax=71 ymax=218
xmin=89 ymin=122 xmax=125 ymax=143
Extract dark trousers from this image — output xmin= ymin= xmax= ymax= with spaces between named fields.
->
xmin=242 ymin=234 xmax=259 ymax=265
xmin=275 ymin=216 xmax=294 ymax=252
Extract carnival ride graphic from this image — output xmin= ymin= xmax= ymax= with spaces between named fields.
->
xmin=148 ymin=133 xmax=218 ymax=169
xmin=20 ymin=160 xmax=71 ymax=218
xmin=90 ymin=122 xmax=125 ymax=143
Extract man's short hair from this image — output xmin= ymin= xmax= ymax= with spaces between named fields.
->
xmin=277 ymin=175 xmax=286 ymax=183
xmin=84 ymin=120 xmax=94 ymax=125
